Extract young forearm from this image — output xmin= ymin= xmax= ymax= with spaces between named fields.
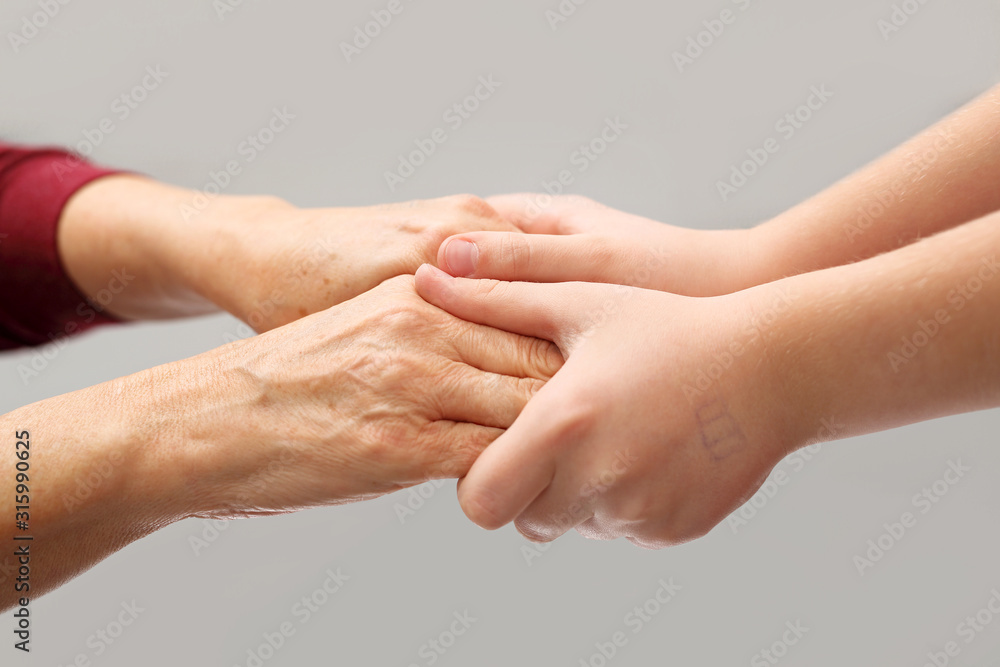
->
xmin=750 ymin=84 xmax=1000 ymax=286
xmin=767 ymin=210 xmax=1000 ymax=447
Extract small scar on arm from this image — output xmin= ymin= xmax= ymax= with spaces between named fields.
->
xmin=695 ymin=397 xmax=747 ymax=462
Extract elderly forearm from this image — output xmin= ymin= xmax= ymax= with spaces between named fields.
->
xmin=57 ymin=174 xmax=290 ymax=321
xmin=766 ymin=210 xmax=1000 ymax=446
xmin=0 ymin=351 xmax=231 ymax=611
xmin=749 ymin=84 xmax=1000 ymax=286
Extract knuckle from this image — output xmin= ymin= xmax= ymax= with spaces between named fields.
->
xmin=518 ymin=376 xmax=547 ymax=403
xmin=477 ymin=278 xmax=512 ymax=303
xmin=378 ymin=303 xmax=426 ymax=331
xmin=446 ymin=194 xmax=497 ymax=219
xmin=419 ymin=424 xmax=493 ymax=480
xmin=627 ymin=535 xmax=672 ymax=550
xmin=498 ymin=234 xmax=533 ymax=276
xmin=628 ymin=515 xmax=714 ymax=549
xmin=607 ymin=490 xmax=658 ymax=527
xmin=587 ymin=237 xmax=619 ymax=269
xmin=526 ymin=337 xmax=564 ymax=380
xmin=541 ymin=392 xmax=601 ymax=445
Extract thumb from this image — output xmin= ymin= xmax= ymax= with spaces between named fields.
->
xmin=414 ymin=264 xmax=587 ymax=345
xmin=456 ymin=378 xmax=570 ymax=530
xmin=438 ymin=232 xmax=622 ymax=284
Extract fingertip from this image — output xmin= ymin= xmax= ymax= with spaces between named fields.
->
xmin=516 ymin=522 xmax=558 ymax=544
xmin=458 ymin=483 xmax=510 ymax=531
xmin=414 ymin=263 xmax=452 ymax=303
xmin=416 ymin=262 xmax=449 ymax=280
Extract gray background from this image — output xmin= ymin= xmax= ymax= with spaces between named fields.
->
xmin=2 ymin=0 xmax=1000 ymax=665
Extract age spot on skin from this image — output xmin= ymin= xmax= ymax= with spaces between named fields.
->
xmin=695 ymin=397 xmax=747 ymax=462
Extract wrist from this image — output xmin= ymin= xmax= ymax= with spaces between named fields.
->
xmin=723 ymin=222 xmax=795 ymax=294
xmin=136 ymin=185 xmax=295 ymax=320
xmin=732 ymin=276 xmax=820 ymax=455
xmin=655 ymin=227 xmax=774 ymax=297
xmin=97 ymin=341 xmax=270 ymax=521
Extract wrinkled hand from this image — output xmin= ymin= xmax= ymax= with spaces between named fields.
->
xmin=415 ymin=265 xmax=798 ymax=548
xmin=435 ymin=194 xmax=762 ymax=297
xmin=189 ymin=275 xmax=562 ymax=518
xmin=200 ymin=194 xmax=516 ymax=331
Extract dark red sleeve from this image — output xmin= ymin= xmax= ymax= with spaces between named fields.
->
xmin=0 ymin=143 xmax=122 ymax=351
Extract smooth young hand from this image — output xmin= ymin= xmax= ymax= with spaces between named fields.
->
xmin=414 ymin=264 xmax=795 ymax=547
xmin=434 ymin=194 xmax=762 ymax=297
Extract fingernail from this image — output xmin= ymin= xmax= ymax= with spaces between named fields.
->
xmin=444 ymin=239 xmax=479 ymax=277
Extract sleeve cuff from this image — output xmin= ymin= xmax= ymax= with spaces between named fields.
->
xmin=0 ymin=147 xmax=123 ymax=350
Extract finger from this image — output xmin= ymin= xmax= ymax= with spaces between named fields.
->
xmin=414 ymin=264 xmax=589 ymax=346
xmin=484 ymin=194 xmax=567 ymax=234
xmin=626 ymin=536 xmax=673 ymax=550
xmin=575 ymin=517 xmax=627 ymax=542
xmin=438 ymin=232 xmax=625 ymax=282
xmin=448 ymin=317 xmax=564 ymax=381
xmin=432 ymin=362 xmax=544 ymax=429
xmin=457 ymin=374 xmax=581 ymax=530
xmin=512 ymin=473 xmax=597 ymax=542
xmin=415 ymin=421 xmax=503 ymax=481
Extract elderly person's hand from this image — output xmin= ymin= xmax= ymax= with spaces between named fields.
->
xmin=0 ymin=275 xmax=561 ymax=609
xmin=58 ymin=176 xmax=517 ymax=330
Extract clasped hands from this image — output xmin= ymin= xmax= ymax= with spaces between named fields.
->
xmin=87 ymin=184 xmax=792 ymax=550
